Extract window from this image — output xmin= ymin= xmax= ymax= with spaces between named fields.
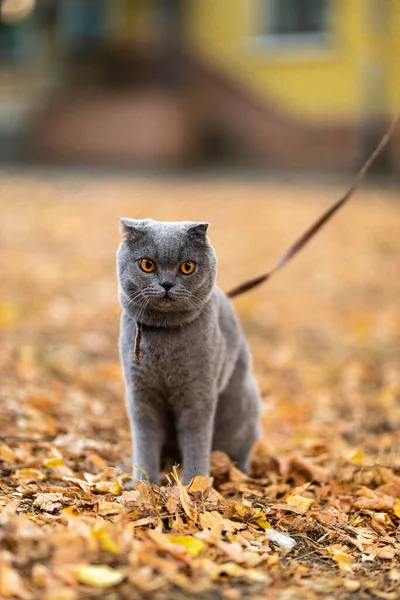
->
xmin=0 ymin=15 xmax=35 ymax=66
xmin=58 ymin=0 xmax=106 ymax=51
xmin=259 ymin=0 xmax=329 ymax=41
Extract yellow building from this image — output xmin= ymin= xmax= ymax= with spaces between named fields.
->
xmin=0 ymin=0 xmax=399 ymax=170
xmin=187 ymin=1 xmax=399 ymax=122
xmin=184 ymin=0 xmax=400 ymax=169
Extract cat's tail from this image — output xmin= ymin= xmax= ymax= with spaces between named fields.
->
xmin=227 ymin=117 xmax=398 ymax=300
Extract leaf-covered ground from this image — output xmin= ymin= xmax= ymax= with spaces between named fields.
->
xmin=0 ymin=170 xmax=399 ymax=599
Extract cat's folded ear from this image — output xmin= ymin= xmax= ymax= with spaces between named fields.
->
xmin=186 ymin=222 xmax=209 ymax=242
xmin=120 ymin=218 xmax=147 ymax=239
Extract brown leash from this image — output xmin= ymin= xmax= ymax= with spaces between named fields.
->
xmin=227 ymin=117 xmax=398 ymax=299
xmin=134 ymin=321 xmax=142 ymax=363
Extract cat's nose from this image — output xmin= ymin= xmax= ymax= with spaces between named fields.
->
xmin=161 ymin=281 xmax=174 ymax=292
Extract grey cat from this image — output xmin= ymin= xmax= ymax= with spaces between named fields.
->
xmin=117 ymin=219 xmax=261 ymax=485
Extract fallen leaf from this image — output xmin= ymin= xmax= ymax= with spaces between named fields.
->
xmin=345 ymin=448 xmax=364 ymax=466
xmin=97 ymin=500 xmax=123 ymax=516
xmin=209 ymin=561 xmax=268 ymax=582
xmin=171 ymin=465 xmax=196 ymax=520
xmin=251 ymin=508 xmax=271 ymax=530
xmin=0 ymin=558 xmax=30 ymax=599
xmin=169 ymin=535 xmax=205 ymax=557
xmin=43 ymin=457 xmax=65 ymax=468
xmin=73 ymin=565 xmax=125 ymax=588
xmin=328 ymin=547 xmax=355 ymax=571
xmin=92 ymin=526 xmax=120 ymax=554
xmin=376 ymin=547 xmax=396 ymax=560
xmin=187 ymin=476 xmax=214 ymax=493
xmin=33 ymin=493 xmax=65 ymax=513
xmin=0 ymin=302 xmax=19 ymax=328
xmin=14 ymin=468 xmax=45 ymax=484
xmin=0 ymin=443 xmax=16 ymax=463
xmin=93 ymin=480 xmax=123 ymax=495
xmin=286 ymin=494 xmax=314 ymax=511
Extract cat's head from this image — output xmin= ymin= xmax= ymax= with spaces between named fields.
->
xmin=117 ymin=219 xmax=217 ymax=326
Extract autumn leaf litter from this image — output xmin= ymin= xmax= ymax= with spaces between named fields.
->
xmin=0 ymin=173 xmax=400 ymax=599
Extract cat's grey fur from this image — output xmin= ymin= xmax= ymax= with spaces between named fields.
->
xmin=117 ymin=219 xmax=261 ymax=485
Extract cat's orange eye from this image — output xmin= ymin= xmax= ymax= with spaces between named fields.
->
xmin=180 ymin=260 xmax=196 ymax=275
xmin=139 ymin=258 xmax=156 ymax=273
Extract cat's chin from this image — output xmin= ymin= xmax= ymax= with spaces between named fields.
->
xmin=134 ymin=298 xmax=205 ymax=327
xmin=151 ymin=297 xmax=175 ymax=310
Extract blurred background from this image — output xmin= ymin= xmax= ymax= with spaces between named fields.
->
xmin=0 ymin=0 xmax=399 ymax=173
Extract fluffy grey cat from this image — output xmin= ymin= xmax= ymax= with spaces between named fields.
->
xmin=117 ymin=219 xmax=261 ymax=485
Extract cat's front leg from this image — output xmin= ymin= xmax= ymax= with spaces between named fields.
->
xmin=175 ymin=394 xmax=216 ymax=485
xmin=126 ymin=386 xmax=164 ymax=484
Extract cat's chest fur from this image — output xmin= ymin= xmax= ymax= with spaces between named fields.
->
xmin=126 ymin=289 xmax=243 ymax=399
xmin=136 ymin=319 xmax=216 ymax=392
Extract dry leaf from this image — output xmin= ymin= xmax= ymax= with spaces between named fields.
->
xmin=0 ymin=558 xmax=31 ymax=599
xmin=92 ymin=526 xmax=120 ymax=554
xmin=171 ymin=466 xmax=196 ymax=520
xmin=97 ymin=500 xmax=123 ymax=516
xmin=328 ymin=547 xmax=355 ymax=571
xmin=286 ymin=494 xmax=314 ymax=511
xmin=187 ymin=476 xmax=214 ymax=493
xmin=168 ymin=535 xmax=205 ymax=557
xmin=0 ymin=443 xmax=16 ymax=463
xmin=74 ymin=565 xmax=125 ymax=587
xmin=33 ymin=493 xmax=65 ymax=513
xmin=43 ymin=457 xmax=65 ymax=468
xmin=376 ymin=547 xmax=396 ymax=560
xmin=14 ymin=468 xmax=45 ymax=484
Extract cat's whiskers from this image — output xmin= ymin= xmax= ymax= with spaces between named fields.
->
xmin=135 ymin=297 xmax=149 ymax=324
xmin=182 ymin=297 xmax=199 ymax=315
xmin=126 ymin=289 xmax=144 ymax=304
xmin=190 ymin=290 xmax=208 ymax=307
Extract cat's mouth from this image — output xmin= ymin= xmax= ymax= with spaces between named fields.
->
xmin=150 ymin=294 xmax=176 ymax=310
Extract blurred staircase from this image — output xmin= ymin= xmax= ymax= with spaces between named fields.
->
xmin=29 ymin=42 xmax=395 ymax=171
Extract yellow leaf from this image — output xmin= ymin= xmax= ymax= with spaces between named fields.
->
xmin=97 ymin=500 xmax=123 ymax=516
xmin=0 ymin=302 xmax=18 ymax=328
xmin=92 ymin=526 xmax=120 ymax=554
xmin=345 ymin=448 xmax=364 ymax=465
xmin=233 ymin=501 xmax=251 ymax=518
xmin=394 ymin=499 xmax=400 ymax=518
xmin=43 ymin=457 xmax=65 ymax=468
xmin=14 ymin=468 xmax=45 ymax=483
xmin=93 ymin=480 xmax=123 ymax=495
xmin=111 ymin=480 xmax=123 ymax=495
xmin=187 ymin=475 xmax=214 ymax=493
xmin=169 ymin=535 xmax=205 ymax=557
xmin=0 ymin=561 xmax=30 ymax=598
xmin=252 ymin=508 xmax=271 ymax=530
xmin=0 ymin=443 xmax=16 ymax=463
xmin=61 ymin=506 xmax=79 ymax=516
xmin=74 ymin=565 xmax=125 ymax=588
xmin=286 ymin=494 xmax=314 ymax=511
xmin=329 ymin=548 xmax=355 ymax=571
xmin=199 ymin=511 xmax=223 ymax=530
